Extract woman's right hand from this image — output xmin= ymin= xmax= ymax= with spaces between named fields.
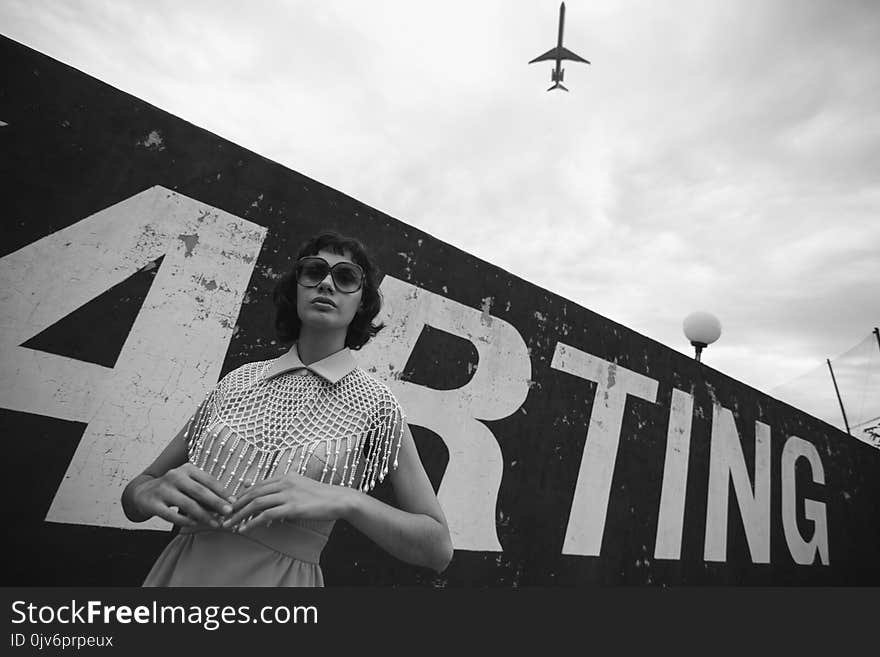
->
xmin=131 ymin=464 xmax=233 ymax=528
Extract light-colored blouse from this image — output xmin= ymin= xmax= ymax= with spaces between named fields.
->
xmin=143 ymin=344 xmax=405 ymax=587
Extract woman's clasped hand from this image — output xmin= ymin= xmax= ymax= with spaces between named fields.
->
xmin=132 ymin=463 xmax=233 ymax=528
xmin=222 ymin=473 xmax=355 ymax=532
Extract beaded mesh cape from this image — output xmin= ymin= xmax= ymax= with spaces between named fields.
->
xmin=182 ymin=353 xmax=405 ymax=498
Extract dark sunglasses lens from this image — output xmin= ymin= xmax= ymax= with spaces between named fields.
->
xmin=332 ymin=264 xmax=362 ymax=291
xmin=297 ymin=259 xmax=329 ymax=286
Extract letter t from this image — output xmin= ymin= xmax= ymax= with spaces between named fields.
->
xmin=552 ymin=342 xmax=658 ymax=556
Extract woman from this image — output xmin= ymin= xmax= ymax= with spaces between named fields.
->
xmin=121 ymin=231 xmax=453 ymax=586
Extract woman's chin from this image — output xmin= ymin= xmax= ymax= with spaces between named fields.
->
xmin=299 ymin=313 xmax=347 ymax=331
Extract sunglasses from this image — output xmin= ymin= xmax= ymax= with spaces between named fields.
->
xmin=295 ymin=256 xmax=364 ymax=293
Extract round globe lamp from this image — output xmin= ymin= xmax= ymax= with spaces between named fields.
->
xmin=683 ymin=311 xmax=722 ymax=362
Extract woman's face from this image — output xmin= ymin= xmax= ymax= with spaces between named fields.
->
xmin=295 ymin=248 xmax=363 ymax=335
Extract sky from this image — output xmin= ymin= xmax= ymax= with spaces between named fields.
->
xmin=2 ymin=0 xmax=878 ymax=439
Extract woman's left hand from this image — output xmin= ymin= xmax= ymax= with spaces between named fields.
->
xmin=221 ymin=473 xmax=354 ymax=532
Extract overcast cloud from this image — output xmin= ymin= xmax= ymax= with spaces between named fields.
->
xmin=2 ymin=0 xmax=878 ymax=433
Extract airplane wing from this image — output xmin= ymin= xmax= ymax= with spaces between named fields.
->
xmin=528 ymin=47 xmax=558 ymax=64
xmin=529 ymin=46 xmax=591 ymax=65
xmin=559 ymin=47 xmax=590 ymax=64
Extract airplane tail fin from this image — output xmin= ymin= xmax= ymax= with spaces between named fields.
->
xmin=547 ymin=82 xmax=569 ymax=92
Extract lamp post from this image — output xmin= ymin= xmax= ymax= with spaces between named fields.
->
xmin=683 ymin=311 xmax=722 ymax=362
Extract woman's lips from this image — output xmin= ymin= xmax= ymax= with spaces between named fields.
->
xmin=312 ymin=297 xmax=336 ymax=308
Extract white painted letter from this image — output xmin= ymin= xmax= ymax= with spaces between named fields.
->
xmin=551 ymin=342 xmax=659 ymax=556
xmin=704 ymin=408 xmax=771 ymax=563
xmin=0 ymin=186 xmax=266 ymax=529
xmin=781 ymin=435 xmax=829 ymax=566
xmin=358 ymin=277 xmax=531 ymax=551
xmin=654 ymin=388 xmax=694 ymax=560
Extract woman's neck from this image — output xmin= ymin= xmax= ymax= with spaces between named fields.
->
xmin=296 ymin=327 xmax=347 ymax=366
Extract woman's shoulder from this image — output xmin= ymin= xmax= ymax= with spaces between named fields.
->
xmin=343 ymin=367 xmax=399 ymax=405
xmin=344 ymin=368 xmax=405 ymax=416
xmin=345 ymin=367 xmax=395 ymax=394
xmin=215 ymin=359 xmax=273 ymax=390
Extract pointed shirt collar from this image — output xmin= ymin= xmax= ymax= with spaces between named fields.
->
xmin=261 ymin=343 xmax=357 ymax=384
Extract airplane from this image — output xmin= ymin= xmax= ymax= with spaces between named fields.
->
xmin=529 ymin=2 xmax=590 ymax=91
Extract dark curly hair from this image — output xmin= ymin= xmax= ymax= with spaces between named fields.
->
xmin=272 ymin=231 xmax=384 ymax=350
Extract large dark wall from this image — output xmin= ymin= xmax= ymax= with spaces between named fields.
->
xmin=2 ymin=36 xmax=879 ymax=586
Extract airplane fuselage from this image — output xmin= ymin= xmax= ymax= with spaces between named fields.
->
xmin=554 ymin=3 xmax=566 ymax=75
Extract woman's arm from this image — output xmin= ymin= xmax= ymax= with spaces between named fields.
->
xmin=224 ymin=423 xmax=454 ymax=573
xmin=121 ymin=405 xmax=232 ymax=527
xmin=343 ymin=422 xmax=454 ymax=573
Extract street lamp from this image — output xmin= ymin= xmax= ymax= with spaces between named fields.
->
xmin=683 ymin=311 xmax=722 ymax=362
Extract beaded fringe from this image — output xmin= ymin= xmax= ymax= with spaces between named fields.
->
xmin=183 ymin=365 xmax=405 ymax=498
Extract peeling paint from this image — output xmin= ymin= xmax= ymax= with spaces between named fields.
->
xmin=534 ymin=310 xmax=547 ymax=322
xmin=221 ymin=249 xmax=255 ymax=264
xmin=250 ymin=193 xmax=264 ymax=208
xmin=138 ymin=130 xmax=165 ymax=150
xmin=257 ymin=264 xmax=284 ymax=280
xmin=177 ymin=233 xmax=199 ymax=257
xmin=396 ymin=250 xmax=416 ymax=280
xmin=705 ymin=382 xmax=719 ymax=407
xmin=480 ymin=296 xmax=493 ymax=326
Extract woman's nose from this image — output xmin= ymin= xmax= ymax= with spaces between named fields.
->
xmin=317 ymin=271 xmax=335 ymax=291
